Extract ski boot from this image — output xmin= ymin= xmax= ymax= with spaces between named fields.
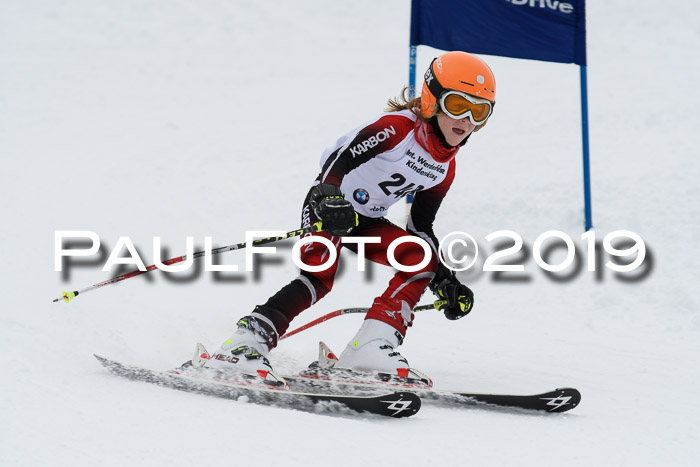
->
xmin=300 ymin=319 xmax=432 ymax=389
xmin=199 ymin=315 xmax=288 ymax=389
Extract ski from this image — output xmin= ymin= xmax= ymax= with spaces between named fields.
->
xmin=420 ymin=387 xmax=581 ymax=413
xmin=282 ymin=374 xmax=581 ymax=413
xmin=94 ymin=355 xmax=421 ymax=418
xmin=281 ymin=342 xmax=581 ymax=413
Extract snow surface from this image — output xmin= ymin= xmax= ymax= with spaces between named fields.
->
xmin=2 ymin=0 xmax=699 ymax=465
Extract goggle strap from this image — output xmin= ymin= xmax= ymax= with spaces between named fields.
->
xmin=424 ymin=58 xmax=447 ymax=104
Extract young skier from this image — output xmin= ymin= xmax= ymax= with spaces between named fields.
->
xmin=206 ymin=51 xmax=496 ymax=384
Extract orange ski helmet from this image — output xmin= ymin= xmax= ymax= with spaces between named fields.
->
xmin=420 ymin=51 xmax=496 ymax=119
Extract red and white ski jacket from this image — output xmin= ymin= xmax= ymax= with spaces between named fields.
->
xmin=316 ymin=109 xmax=461 ymax=253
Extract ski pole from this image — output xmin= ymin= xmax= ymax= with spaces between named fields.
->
xmin=53 ymin=222 xmax=323 ymax=304
xmin=280 ymin=302 xmax=445 ymax=340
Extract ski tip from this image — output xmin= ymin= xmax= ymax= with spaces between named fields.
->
xmin=543 ymin=387 xmax=582 ymax=412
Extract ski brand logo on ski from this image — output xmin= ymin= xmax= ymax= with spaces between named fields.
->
xmin=349 ymin=126 xmax=396 ymax=157
xmin=380 ymin=397 xmax=414 ymax=417
xmin=540 ymin=394 xmax=573 ymax=411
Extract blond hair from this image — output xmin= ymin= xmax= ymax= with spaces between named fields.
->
xmin=385 ymin=86 xmax=431 ymax=122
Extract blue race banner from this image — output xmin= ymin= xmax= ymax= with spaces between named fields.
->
xmin=410 ymin=0 xmax=586 ymax=66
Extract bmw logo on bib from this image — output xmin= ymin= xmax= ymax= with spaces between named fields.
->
xmin=353 ymin=188 xmax=370 ymax=205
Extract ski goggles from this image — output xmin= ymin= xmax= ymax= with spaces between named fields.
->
xmin=438 ymin=90 xmax=493 ymax=125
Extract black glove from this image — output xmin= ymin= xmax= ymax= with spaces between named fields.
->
xmin=308 ymin=183 xmax=358 ymax=236
xmin=429 ymin=264 xmax=474 ymax=320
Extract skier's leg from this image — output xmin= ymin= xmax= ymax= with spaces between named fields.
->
xmin=336 ymin=218 xmax=438 ymax=372
xmin=249 ymin=231 xmax=342 ymax=342
xmin=206 ymin=188 xmax=343 ymax=378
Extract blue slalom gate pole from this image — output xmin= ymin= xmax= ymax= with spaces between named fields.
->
xmin=408 ymin=45 xmax=417 ymax=99
xmin=581 ymin=65 xmax=593 ymax=230
xmin=580 ymin=65 xmax=593 ymax=231
xmin=406 ymin=45 xmax=418 ymax=207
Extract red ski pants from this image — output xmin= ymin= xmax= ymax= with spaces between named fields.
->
xmin=255 ymin=217 xmax=438 ymax=342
